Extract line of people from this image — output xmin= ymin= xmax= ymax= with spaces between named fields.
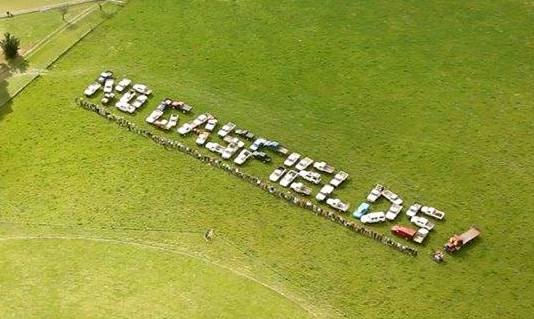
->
xmin=75 ymin=98 xmax=418 ymax=257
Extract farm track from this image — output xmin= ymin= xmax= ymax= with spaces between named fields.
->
xmin=0 ymin=235 xmax=327 ymax=318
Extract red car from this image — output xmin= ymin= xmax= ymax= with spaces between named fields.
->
xmin=391 ymin=225 xmax=417 ymax=240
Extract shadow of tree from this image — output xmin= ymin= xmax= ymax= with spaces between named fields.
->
xmin=0 ymin=71 xmax=11 ymax=121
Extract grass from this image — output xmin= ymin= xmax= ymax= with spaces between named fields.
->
xmin=1 ymin=0 xmax=533 ymax=318
xmin=0 ymin=236 xmax=310 ymax=318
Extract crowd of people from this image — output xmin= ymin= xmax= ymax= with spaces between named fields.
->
xmin=76 ymin=98 xmax=418 ymax=257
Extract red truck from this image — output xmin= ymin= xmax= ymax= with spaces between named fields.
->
xmin=391 ymin=225 xmax=417 ymax=240
xmin=444 ymin=226 xmax=481 ymax=253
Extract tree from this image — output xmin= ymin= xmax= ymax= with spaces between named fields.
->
xmin=58 ymin=4 xmax=69 ymax=21
xmin=0 ymin=33 xmax=20 ymax=60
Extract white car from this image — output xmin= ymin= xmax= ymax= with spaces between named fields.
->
xmin=146 ymin=110 xmax=163 ymax=123
xmin=177 ymin=123 xmax=193 ymax=135
xmin=205 ymin=118 xmax=218 ymax=131
xmin=165 ymin=114 xmax=179 ymax=130
xmin=222 ymin=146 xmax=239 ymax=160
xmin=103 ymin=79 xmax=114 ymax=94
xmin=361 ymin=211 xmax=386 ymax=224
xmin=191 ymin=114 xmax=209 ymax=128
xmin=284 ymin=153 xmax=301 ymax=167
xmin=382 ymin=189 xmax=403 ymax=206
xmin=196 ymin=132 xmax=210 ymax=145
xmin=298 ymin=170 xmax=321 ymax=184
xmin=84 ymin=82 xmax=101 ymax=97
xmin=290 ymin=182 xmax=312 ymax=196
xmin=97 ymin=70 xmax=112 ymax=83
xmin=132 ymin=95 xmax=148 ymax=109
xmin=205 ymin=142 xmax=224 ymax=154
xmin=132 ymin=84 xmax=152 ymax=95
xmin=366 ymin=184 xmax=384 ymax=203
xmin=410 ymin=216 xmax=435 ymax=231
xmin=295 ymin=157 xmax=313 ymax=170
xmin=413 ymin=228 xmax=429 ymax=244
xmin=421 ymin=206 xmax=445 ymax=220
xmin=217 ymin=122 xmax=236 ymax=137
xmin=316 ymin=184 xmax=335 ymax=201
xmin=406 ymin=203 xmax=422 ymax=218
xmin=115 ymin=101 xmax=135 ymax=113
xmin=234 ymin=149 xmax=253 ymax=165
xmin=119 ymin=90 xmax=136 ymax=104
xmin=269 ymin=167 xmax=287 ymax=182
xmin=223 ymin=136 xmax=245 ymax=149
xmin=115 ymin=78 xmax=131 ymax=93
xmin=385 ymin=204 xmax=403 ymax=221
xmin=313 ymin=161 xmax=335 ymax=174
xmin=330 ymin=171 xmax=349 ymax=187
xmin=279 ymin=170 xmax=298 ymax=187
xmin=326 ymin=198 xmax=349 ymax=212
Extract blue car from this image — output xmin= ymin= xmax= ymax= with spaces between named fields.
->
xmin=353 ymin=202 xmax=370 ymax=219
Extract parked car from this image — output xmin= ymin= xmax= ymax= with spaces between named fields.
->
xmin=279 ymin=170 xmax=298 ymax=187
xmin=191 ymin=113 xmax=211 ymax=128
xmin=252 ymin=151 xmax=271 ymax=163
xmin=177 ymin=123 xmax=193 ymax=135
xmin=234 ymin=149 xmax=253 ymax=165
xmin=315 ymin=184 xmax=333 ymax=201
xmin=103 ymin=79 xmax=114 ymax=94
xmin=313 ymin=161 xmax=335 ymax=174
xmin=406 ymin=203 xmax=422 ymax=218
xmin=284 ymin=153 xmax=301 ymax=167
xmin=195 ymin=132 xmax=210 ymax=145
xmin=290 ymin=182 xmax=312 ymax=196
xmin=353 ymin=202 xmax=370 ymax=219
xmin=119 ymin=89 xmax=136 ymax=104
xmin=222 ymin=145 xmax=240 ymax=160
xmin=361 ymin=211 xmax=386 ymax=224
xmin=391 ymin=225 xmax=417 ymax=240
xmin=146 ymin=109 xmax=163 ymax=124
xmin=132 ymin=83 xmax=152 ymax=95
xmin=385 ymin=204 xmax=403 ymax=221
xmin=84 ymin=82 xmax=101 ymax=97
xmin=298 ymin=170 xmax=321 ymax=184
xmin=421 ymin=206 xmax=445 ymax=220
xmin=217 ymin=122 xmax=236 ymax=137
xmin=295 ymin=157 xmax=313 ymax=170
xmin=330 ymin=171 xmax=349 ymax=187
xmin=115 ymin=101 xmax=135 ymax=113
xmin=165 ymin=114 xmax=179 ymax=130
xmin=269 ymin=167 xmax=287 ymax=182
xmin=250 ymin=138 xmax=266 ymax=151
xmin=97 ymin=70 xmax=112 ymax=83
xmin=410 ymin=215 xmax=435 ymax=230
xmin=413 ymin=228 xmax=429 ymax=244
xmin=115 ymin=78 xmax=131 ymax=93
xmin=326 ymin=198 xmax=349 ymax=212
xmin=223 ymin=135 xmax=245 ymax=149
xmin=382 ymin=189 xmax=403 ymax=205
xmin=205 ymin=142 xmax=224 ymax=154
xmin=205 ymin=118 xmax=218 ymax=131
xmin=366 ymin=184 xmax=384 ymax=203
xmin=132 ymin=95 xmax=148 ymax=109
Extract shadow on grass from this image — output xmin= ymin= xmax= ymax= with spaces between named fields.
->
xmin=0 ymin=55 xmax=30 ymax=117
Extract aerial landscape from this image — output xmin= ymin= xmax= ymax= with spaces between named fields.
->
xmin=0 ymin=0 xmax=533 ymax=318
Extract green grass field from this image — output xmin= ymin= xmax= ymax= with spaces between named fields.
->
xmin=1 ymin=0 xmax=533 ymax=318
